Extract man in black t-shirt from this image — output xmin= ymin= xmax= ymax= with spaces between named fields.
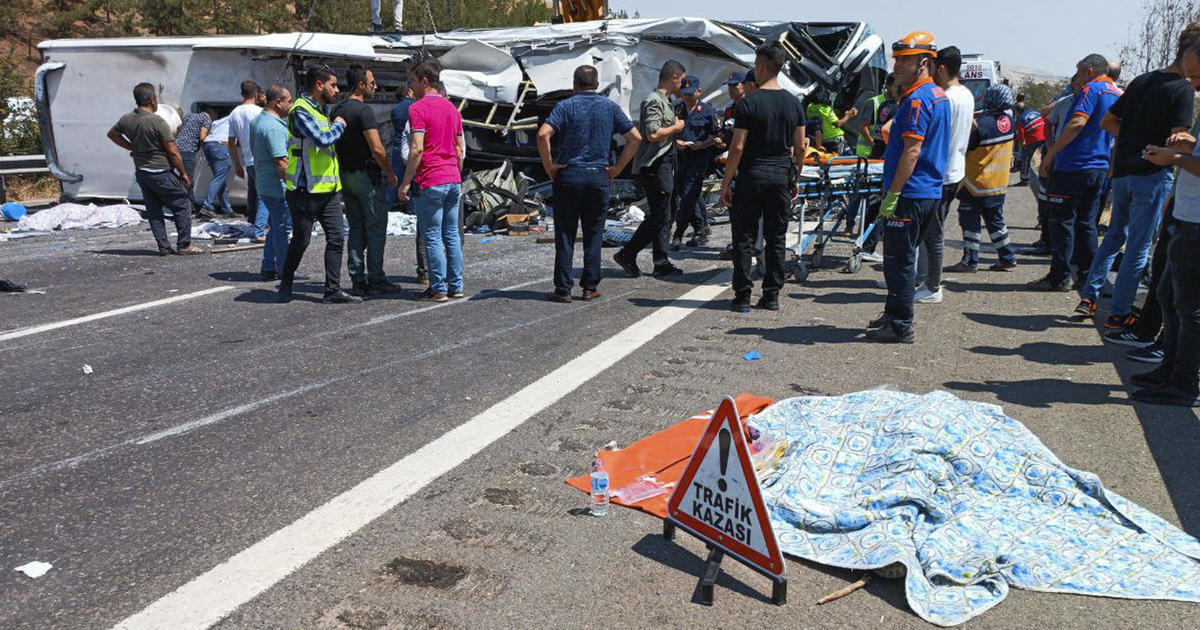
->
xmin=334 ymin=64 xmax=401 ymax=296
xmin=1073 ymin=42 xmax=1195 ymax=332
xmin=720 ymin=42 xmax=808 ymax=313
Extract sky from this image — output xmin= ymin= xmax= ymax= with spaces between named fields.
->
xmin=607 ymin=0 xmax=1133 ymax=76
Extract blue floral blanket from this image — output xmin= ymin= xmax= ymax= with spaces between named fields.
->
xmin=750 ymin=390 xmax=1200 ymax=626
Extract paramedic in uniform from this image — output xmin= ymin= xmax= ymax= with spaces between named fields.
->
xmin=866 ymin=31 xmax=951 ymax=343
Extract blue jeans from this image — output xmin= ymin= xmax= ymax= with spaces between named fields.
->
xmin=247 ymin=174 xmax=268 ymax=238
xmin=1080 ymin=170 xmax=1173 ymax=313
xmin=883 ymin=196 xmax=939 ymax=335
xmin=1047 ymin=168 xmax=1106 ymax=284
xmin=202 ymin=143 xmax=233 ymax=213
xmin=259 ymin=195 xmax=293 ymax=274
xmin=415 ymin=182 xmax=463 ymax=295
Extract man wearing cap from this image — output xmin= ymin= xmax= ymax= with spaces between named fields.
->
xmin=671 ymin=75 xmax=722 ymax=250
xmin=866 ymin=31 xmax=951 ymax=343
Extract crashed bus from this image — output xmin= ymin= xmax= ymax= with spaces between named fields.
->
xmin=35 ymin=18 xmax=886 ymax=204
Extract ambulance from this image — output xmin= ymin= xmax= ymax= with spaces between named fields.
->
xmin=960 ymin=54 xmax=1002 ymax=110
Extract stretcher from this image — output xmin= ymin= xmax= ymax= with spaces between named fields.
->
xmin=790 ymin=156 xmax=884 ymax=283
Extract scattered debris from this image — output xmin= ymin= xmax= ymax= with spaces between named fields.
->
xmin=817 ymin=574 xmax=871 ymax=604
xmin=742 ymin=350 xmax=764 ymax=361
xmin=81 ymin=364 xmax=93 ymax=375
xmin=190 ymin=221 xmax=255 ymax=241
xmin=2 ymin=202 xmax=28 ymax=221
xmin=386 ymin=212 xmax=417 ymax=236
xmin=14 ymin=561 xmax=52 ymax=578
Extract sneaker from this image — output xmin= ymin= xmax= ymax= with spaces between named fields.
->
xmin=943 ymin=261 xmax=977 ymax=273
xmin=730 ymin=295 xmax=751 ymax=314
xmin=416 ymin=289 xmax=448 ymax=302
xmin=669 ymin=237 xmax=683 ymax=251
xmin=581 ymin=289 xmax=602 ymax=301
xmin=1131 ymin=367 xmax=1170 ymax=388
xmin=196 ymin=208 xmax=217 ymax=220
xmin=868 ymin=311 xmax=889 ymax=329
xmin=865 ymin=324 xmax=915 ymax=344
xmin=685 ymin=235 xmax=709 ymax=247
xmin=174 ymin=244 xmax=206 ymax=255
xmin=652 ymin=263 xmax=684 ymax=277
xmin=0 ymin=279 xmax=26 ymax=293
xmin=158 ymin=248 xmax=174 ymax=256
xmin=755 ymin=295 xmax=780 ymax=311
xmin=1026 ymin=275 xmax=1071 ymax=292
xmin=416 ymin=273 xmax=430 ymax=286
xmin=277 ymin=290 xmax=292 ymax=304
xmin=1073 ymin=299 xmax=1097 ymax=318
xmin=988 ymin=260 xmax=1017 ymax=271
xmin=613 ymin=250 xmax=642 ymax=277
xmin=448 ymin=290 xmax=466 ymax=299
xmin=1127 ymin=340 xmax=1165 ymax=363
xmin=1103 ymin=328 xmax=1154 ymax=347
xmin=260 ymin=270 xmax=278 ymax=281
xmin=1131 ymin=385 xmax=1200 ymax=407
xmin=350 ymin=282 xmax=369 ymax=297
xmin=1103 ymin=314 xmax=1137 ymax=331
xmin=547 ymin=291 xmax=571 ymax=303
xmin=1023 ymin=243 xmax=1052 ymax=256
xmin=718 ymin=245 xmax=734 ymax=261
xmin=860 ymin=251 xmax=883 ymax=263
xmin=914 ymin=286 xmax=943 ymax=304
xmin=323 ymin=290 xmax=363 ymax=304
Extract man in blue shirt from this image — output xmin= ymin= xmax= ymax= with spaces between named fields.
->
xmin=867 ymin=30 xmax=951 ymax=343
xmin=1030 ymin=54 xmax=1121 ymax=291
xmin=388 ymin=80 xmax=428 ymax=284
xmin=249 ymin=84 xmax=295 ymax=280
xmin=671 ymin=75 xmax=722 ymax=249
xmin=537 ymin=65 xmax=643 ymax=302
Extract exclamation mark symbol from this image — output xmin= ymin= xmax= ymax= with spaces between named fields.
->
xmin=717 ymin=428 xmax=730 ymax=492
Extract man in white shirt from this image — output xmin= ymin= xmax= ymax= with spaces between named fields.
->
xmin=201 ymin=112 xmax=233 ymax=217
xmin=916 ymin=45 xmax=974 ymax=304
xmin=227 ymin=81 xmax=267 ymax=240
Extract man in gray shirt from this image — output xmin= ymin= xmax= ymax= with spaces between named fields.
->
xmin=107 ymin=82 xmax=203 ymax=255
xmin=614 ymin=60 xmax=687 ymax=278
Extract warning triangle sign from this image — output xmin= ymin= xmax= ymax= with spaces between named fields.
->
xmin=667 ymin=396 xmax=785 ymax=579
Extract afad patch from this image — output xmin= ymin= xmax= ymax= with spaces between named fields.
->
xmin=997 ymin=116 xmax=1012 ymax=134
xmin=667 ymin=397 xmax=785 ymax=578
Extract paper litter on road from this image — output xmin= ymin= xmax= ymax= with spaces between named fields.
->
xmin=17 ymin=203 xmax=142 ymax=231
xmin=742 ymin=350 xmax=764 ymax=361
xmin=618 ymin=206 xmax=644 ymax=224
xmin=14 ymin=561 xmax=52 ymax=578
xmin=82 ymin=364 xmax=93 ymax=375
xmin=190 ymin=221 xmax=255 ymax=240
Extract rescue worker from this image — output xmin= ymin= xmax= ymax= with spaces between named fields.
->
xmin=720 ymin=41 xmax=807 ymax=313
xmin=857 ymin=73 xmax=897 ymax=159
xmin=671 ymin=75 xmax=722 ymax=250
xmin=865 ymin=31 xmax=950 ymax=343
xmin=279 ymin=65 xmax=360 ymax=304
xmin=1029 ymin=54 xmax=1121 ymax=292
xmin=614 ymin=60 xmax=687 ymax=278
xmin=806 ymin=89 xmax=857 ymax=155
xmin=946 ymin=84 xmax=1018 ymax=272
xmin=1014 ymin=101 xmax=1046 ymax=186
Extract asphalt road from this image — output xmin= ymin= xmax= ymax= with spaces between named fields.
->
xmin=1 ymin=183 xmax=1197 ymax=629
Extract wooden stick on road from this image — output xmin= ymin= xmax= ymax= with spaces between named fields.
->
xmin=816 ymin=574 xmax=871 ymax=605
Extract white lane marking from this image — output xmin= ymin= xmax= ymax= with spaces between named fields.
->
xmin=113 ymin=269 xmax=732 ymax=630
xmin=0 ymin=382 xmax=331 ymax=490
xmin=0 ymin=287 xmax=233 ymax=343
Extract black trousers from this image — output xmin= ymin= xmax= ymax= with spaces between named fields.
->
xmin=1047 ymin=168 xmax=1106 ymax=284
xmin=731 ymin=172 xmax=790 ymax=299
xmin=672 ymin=156 xmax=708 ymax=239
xmin=883 ymin=197 xmax=940 ymax=335
xmin=1157 ymin=219 xmax=1200 ymax=393
xmin=621 ymin=156 xmax=674 ymax=267
xmin=135 ymin=169 xmax=193 ymax=252
xmin=282 ymin=189 xmax=346 ymax=295
xmin=552 ymin=167 xmax=610 ymax=293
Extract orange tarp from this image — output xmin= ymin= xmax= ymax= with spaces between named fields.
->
xmin=564 ymin=393 xmax=774 ymax=519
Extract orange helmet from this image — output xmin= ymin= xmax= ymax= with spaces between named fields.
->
xmin=892 ymin=31 xmax=937 ymax=58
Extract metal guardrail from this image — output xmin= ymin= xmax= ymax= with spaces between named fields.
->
xmin=0 ymin=154 xmax=52 ymax=203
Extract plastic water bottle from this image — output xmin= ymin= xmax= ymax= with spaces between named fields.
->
xmin=589 ymin=453 xmax=610 ymax=517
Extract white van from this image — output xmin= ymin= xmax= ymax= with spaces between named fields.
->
xmin=960 ymin=54 xmax=1002 ymax=110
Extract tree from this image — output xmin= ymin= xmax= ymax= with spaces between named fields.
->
xmin=1016 ymin=79 xmax=1065 ymax=110
xmin=1119 ymin=0 xmax=1200 ymax=76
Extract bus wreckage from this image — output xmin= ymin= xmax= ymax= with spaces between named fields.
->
xmin=36 ymin=18 xmax=886 ymax=204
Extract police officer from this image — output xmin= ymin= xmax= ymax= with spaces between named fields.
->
xmin=866 ymin=31 xmax=951 ymax=343
xmin=720 ymin=42 xmax=807 ymax=313
xmin=279 ymin=65 xmax=360 ymax=304
xmin=671 ymin=75 xmax=722 ymax=250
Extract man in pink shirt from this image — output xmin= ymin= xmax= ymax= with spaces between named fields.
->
xmin=398 ymin=60 xmax=466 ymax=302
